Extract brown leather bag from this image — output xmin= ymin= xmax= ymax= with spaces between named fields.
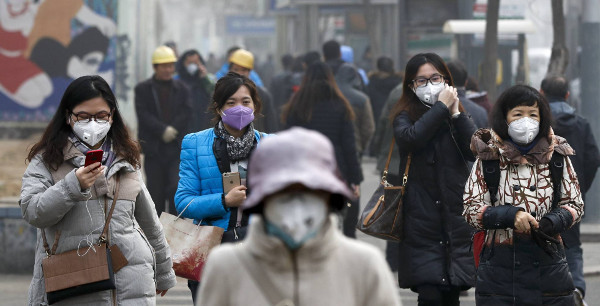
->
xmin=357 ymin=140 xmax=411 ymax=241
xmin=42 ymin=176 xmax=122 ymax=304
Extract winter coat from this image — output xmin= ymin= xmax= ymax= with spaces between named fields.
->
xmin=175 ymin=52 xmax=216 ymax=133
xmin=463 ymin=128 xmax=584 ymax=305
xmin=175 ymin=128 xmax=267 ymax=230
xmin=134 ymin=77 xmax=192 ymax=157
xmin=372 ymin=84 xmax=402 ymax=176
xmin=458 ymin=88 xmax=488 ymax=128
xmin=197 ymin=215 xmax=402 ymax=306
xmin=392 ymin=101 xmax=477 ymax=289
xmin=21 ymin=143 xmax=176 ymax=305
xmin=367 ymin=71 xmax=402 ymax=124
xmin=284 ymin=100 xmax=363 ymax=185
xmin=337 ymin=65 xmax=375 ymax=154
xmin=550 ymin=100 xmax=600 ymax=247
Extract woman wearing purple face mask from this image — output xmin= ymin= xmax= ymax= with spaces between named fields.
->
xmin=174 ymin=72 xmax=270 ymax=303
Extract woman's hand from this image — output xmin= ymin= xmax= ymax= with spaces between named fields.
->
xmin=156 ymin=289 xmax=168 ymax=297
xmin=438 ymin=84 xmax=458 ymax=109
xmin=224 ymin=185 xmax=247 ymax=208
xmin=75 ymin=162 xmax=104 ymax=190
xmin=351 ymin=184 xmax=360 ymax=198
xmin=514 ymin=211 xmax=538 ymax=234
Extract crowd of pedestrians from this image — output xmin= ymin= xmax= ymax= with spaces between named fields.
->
xmin=18 ymin=39 xmax=600 ymax=306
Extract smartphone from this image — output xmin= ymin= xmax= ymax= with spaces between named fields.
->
xmin=222 ymin=172 xmax=241 ymax=193
xmin=84 ymin=149 xmax=103 ymax=168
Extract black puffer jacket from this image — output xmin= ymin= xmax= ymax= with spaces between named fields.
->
xmin=284 ymin=100 xmax=363 ymax=185
xmin=393 ymin=101 xmax=477 ymax=289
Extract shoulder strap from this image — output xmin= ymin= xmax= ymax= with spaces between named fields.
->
xmin=549 ymin=151 xmax=564 ymax=209
xmin=235 ymin=251 xmax=289 ymax=306
xmin=481 ymin=159 xmax=501 ymax=204
xmin=100 ymin=175 xmax=121 ymax=244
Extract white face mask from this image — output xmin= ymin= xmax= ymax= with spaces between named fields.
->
xmin=508 ymin=117 xmax=540 ymax=145
xmin=186 ymin=63 xmax=198 ymax=75
xmin=414 ymin=82 xmax=445 ymax=104
xmin=73 ymin=120 xmax=111 ymax=147
xmin=264 ymin=191 xmax=328 ymax=250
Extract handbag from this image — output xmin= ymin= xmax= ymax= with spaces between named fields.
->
xmin=159 ymin=199 xmax=224 ymax=281
xmin=357 ymin=140 xmax=412 ymax=241
xmin=42 ymin=176 xmax=121 ymax=305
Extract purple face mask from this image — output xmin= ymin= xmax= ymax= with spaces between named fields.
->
xmin=221 ymin=105 xmax=255 ymax=130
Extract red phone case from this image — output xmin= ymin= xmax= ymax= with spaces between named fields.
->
xmin=85 ymin=149 xmax=103 ymax=167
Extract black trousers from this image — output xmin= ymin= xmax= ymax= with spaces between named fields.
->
xmin=144 ymin=148 xmax=180 ymax=215
xmin=416 ymin=285 xmax=461 ymax=306
xmin=342 ymin=197 xmax=359 ymax=238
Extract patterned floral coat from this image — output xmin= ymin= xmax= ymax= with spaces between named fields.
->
xmin=463 ymin=128 xmax=583 ymax=305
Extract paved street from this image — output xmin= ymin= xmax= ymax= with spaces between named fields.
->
xmin=2 ymin=158 xmax=600 ymax=305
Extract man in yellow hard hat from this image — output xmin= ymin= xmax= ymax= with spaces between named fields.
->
xmin=134 ymin=45 xmax=192 ymax=215
xmin=228 ymin=49 xmax=278 ymax=133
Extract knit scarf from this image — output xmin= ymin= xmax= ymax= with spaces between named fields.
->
xmin=69 ymin=133 xmax=117 ymax=169
xmin=214 ymin=121 xmax=255 ymax=162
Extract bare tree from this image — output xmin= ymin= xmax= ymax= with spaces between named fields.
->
xmin=481 ymin=0 xmax=500 ymax=103
xmin=547 ymin=0 xmax=569 ymax=76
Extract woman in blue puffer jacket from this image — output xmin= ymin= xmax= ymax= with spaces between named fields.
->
xmin=175 ymin=72 xmax=269 ymax=302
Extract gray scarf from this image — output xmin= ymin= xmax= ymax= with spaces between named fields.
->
xmin=214 ymin=122 xmax=255 ymax=162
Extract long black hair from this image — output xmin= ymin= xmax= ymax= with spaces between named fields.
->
xmin=281 ymin=61 xmax=354 ymax=124
xmin=28 ymin=75 xmax=141 ymax=169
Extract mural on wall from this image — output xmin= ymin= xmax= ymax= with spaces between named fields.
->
xmin=0 ymin=0 xmax=117 ymax=122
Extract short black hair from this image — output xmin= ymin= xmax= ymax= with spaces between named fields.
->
xmin=303 ymin=51 xmax=321 ymax=66
xmin=376 ymin=56 xmax=394 ymax=74
xmin=540 ymin=75 xmax=569 ymax=101
xmin=446 ymin=60 xmax=468 ymax=86
xmin=490 ymin=85 xmax=552 ymax=141
xmin=322 ymin=40 xmax=341 ymax=61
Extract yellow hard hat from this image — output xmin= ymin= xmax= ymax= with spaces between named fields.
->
xmin=229 ymin=49 xmax=254 ymax=70
xmin=152 ymin=46 xmax=177 ymax=64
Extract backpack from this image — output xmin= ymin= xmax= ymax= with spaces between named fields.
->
xmin=473 ymin=151 xmax=565 ymax=268
xmin=481 ymin=151 xmax=564 ymax=209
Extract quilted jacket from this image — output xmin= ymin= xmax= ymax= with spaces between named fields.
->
xmin=175 ymin=128 xmax=266 ymax=229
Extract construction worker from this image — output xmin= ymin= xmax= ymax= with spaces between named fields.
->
xmin=134 ymin=45 xmax=192 ymax=215
xmin=228 ymin=49 xmax=278 ymax=133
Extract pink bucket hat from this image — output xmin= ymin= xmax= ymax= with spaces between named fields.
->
xmin=243 ymin=127 xmax=355 ymax=212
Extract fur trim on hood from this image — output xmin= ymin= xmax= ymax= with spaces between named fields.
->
xmin=470 ymin=128 xmax=574 ymax=165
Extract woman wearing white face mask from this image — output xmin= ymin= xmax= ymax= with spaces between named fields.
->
xmin=390 ymin=53 xmax=478 ymax=305
xmin=21 ymin=75 xmax=176 ymax=305
xmin=196 ymin=127 xmax=401 ymax=306
xmin=463 ymin=85 xmax=583 ymax=305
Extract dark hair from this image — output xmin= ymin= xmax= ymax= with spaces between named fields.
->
xmin=291 ymin=56 xmax=304 ymax=73
xmin=281 ymin=62 xmax=354 ymax=124
xmin=540 ymin=75 xmax=569 ymax=101
xmin=303 ymin=51 xmax=321 ymax=67
xmin=27 ymin=75 xmax=140 ymax=170
xmin=390 ymin=53 xmax=462 ymax=121
xmin=446 ymin=60 xmax=468 ymax=87
xmin=466 ymin=76 xmax=480 ymax=91
xmin=322 ymin=40 xmax=341 ymax=61
xmin=490 ymin=85 xmax=552 ymax=141
xmin=376 ymin=56 xmax=394 ymax=74
xmin=226 ymin=46 xmax=241 ymax=57
xmin=210 ymin=72 xmax=262 ymax=122
xmin=176 ymin=49 xmax=206 ymax=79
xmin=281 ymin=54 xmax=294 ymax=69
